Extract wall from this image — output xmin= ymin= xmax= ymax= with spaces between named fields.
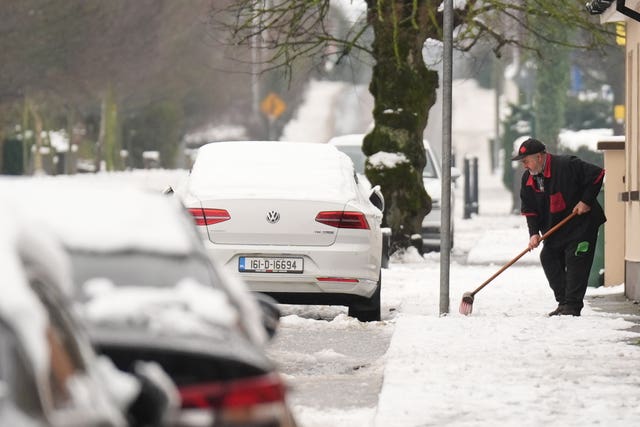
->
xmin=624 ymin=17 xmax=640 ymax=300
xmin=598 ymin=139 xmax=626 ymax=286
xmin=601 ymin=3 xmax=640 ymax=300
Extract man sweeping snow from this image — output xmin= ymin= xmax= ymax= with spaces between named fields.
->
xmin=513 ymin=138 xmax=606 ymax=317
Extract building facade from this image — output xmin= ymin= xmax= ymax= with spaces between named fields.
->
xmin=593 ymin=1 xmax=640 ymax=300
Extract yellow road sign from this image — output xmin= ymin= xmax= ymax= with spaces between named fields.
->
xmin=616 ymin=23 xmax=626 ymax=46
xmin=614 ymin=104 xmax=625 ymax=122
xmin=260 ymin=92 xmax=287 ymax=120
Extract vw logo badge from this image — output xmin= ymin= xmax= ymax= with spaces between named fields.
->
xmin=266 ymin=210 xmax=280 ymax=224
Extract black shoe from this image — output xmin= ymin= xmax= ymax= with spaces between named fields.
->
xmin=560 ymin=305 xmax=581 ymax=317
xmin=548 ymin=305 xmax=566 ymax=316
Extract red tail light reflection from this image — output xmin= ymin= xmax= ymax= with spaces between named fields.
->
xmin=188 ymin=208 xmax=230 ymax=226
xmin=315 ymin=211 xmax=369 ymax=229
xmin=179 ymin=373 xmax=287 ymax=410
xmin=316 ymin=277 xmax=359 ymax=283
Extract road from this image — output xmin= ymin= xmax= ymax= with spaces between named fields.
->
xmin=266 ymin=304 xmax=394 ymax=414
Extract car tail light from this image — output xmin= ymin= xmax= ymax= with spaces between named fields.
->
xmin=315 ymin=211 xmax=370 ymax=229
xmin=179 ymin=373 xmax=287 ymax=410
xmin=178 ymin=373 xmax=295 ymax=426
xmin=188 ymin=208 xmax=230 ymax=226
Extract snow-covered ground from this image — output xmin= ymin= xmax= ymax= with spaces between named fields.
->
xmin=373 ymin=172 xmax=640 ymax=427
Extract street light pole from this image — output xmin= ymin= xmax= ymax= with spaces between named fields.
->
xmin=440 ymin=0 xmax=453 ymax=316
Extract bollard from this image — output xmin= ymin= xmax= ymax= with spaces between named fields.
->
xmin=463 ymin=157 xmax=479 ymax=219
xmin=463 ymin=158 xmax=471 ymax=219
xmin=471 ymin=157 xmax=479 ymax=215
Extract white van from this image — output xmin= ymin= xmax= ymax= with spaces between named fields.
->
xmin=327 ymin=134 xmax=458 ymax=252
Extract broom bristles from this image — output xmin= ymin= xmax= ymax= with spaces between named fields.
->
xmin=459 ymin=292 xmax=474 ymax=316
xmin=459 ymin=301 xmax=473 ymax=315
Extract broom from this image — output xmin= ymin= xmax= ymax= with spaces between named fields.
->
xmin=459 ymin=212 xmax=577 ymax=315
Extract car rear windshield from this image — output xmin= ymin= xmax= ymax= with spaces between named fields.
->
xmin=423 ymin=150 xmax=438 ymax=179
xmin=68 ymin=251 xmax=217 ymax=299
xmin=335 ymin=145 xmax=366 ymax=175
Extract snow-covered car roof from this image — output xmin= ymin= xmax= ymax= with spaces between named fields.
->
xmin=0 ymin=179 xmax=196 ymax=254
xmin=188 ymin=141 xmax=358 ymax=201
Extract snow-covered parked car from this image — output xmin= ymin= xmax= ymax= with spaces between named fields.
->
xmin=421 ymin=139 xmax=460 ymax=252
xmin=183 ymin=141 xmax=385 ymax=321
xmin=0 ymin=203 xmax=173 ymax=427
xmin=328 ymin=133 xmax=459 ymax=252
xmin=0 ymin=180 xmax=297 ymax=427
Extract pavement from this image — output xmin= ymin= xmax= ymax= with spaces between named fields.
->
xmin=587 ymin=291 xmax=640 ymax=338
xmin=452 ymin=168 xmax=640 ymax=344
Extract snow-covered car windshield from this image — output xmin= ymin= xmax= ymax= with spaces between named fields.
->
xmin=336 ymin=145 xmax=366 ymax=175
xmin=69 ymin=251 xmax=215 ymax=300
xmin=423 ymin=156 xmax=438 ymax=179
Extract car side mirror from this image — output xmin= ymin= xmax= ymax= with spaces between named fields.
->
xmin=369 ymin=185 xmax=385 ymax=212
xmin=253 ymin=293 xmax=281 ymax=340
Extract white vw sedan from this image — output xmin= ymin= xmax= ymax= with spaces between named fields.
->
xmin=183 ymin=141 xmax=385 ymax=321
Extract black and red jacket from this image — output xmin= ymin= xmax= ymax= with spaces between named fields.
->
xmin=519 ymin=153 xmax=606 ymax=247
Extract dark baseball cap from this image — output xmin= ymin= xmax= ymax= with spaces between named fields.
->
xmin=511 ymin=138 xmax=546 ymax=161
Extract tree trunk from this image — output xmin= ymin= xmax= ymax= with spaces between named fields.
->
xmin=363 ymin=0 xmax=438 ymax=250
xmin=96 ymin=88 xmax=123 ymax=172
xmin=26 ymin=98 xmax=46 ymax=175
xmin=96 ymin=94 xmax=106 ymax=172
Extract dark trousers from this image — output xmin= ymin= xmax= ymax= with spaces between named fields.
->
xmin=539 ymin=227 xmax=599 ymax=310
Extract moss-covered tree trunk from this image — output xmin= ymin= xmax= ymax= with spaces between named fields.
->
xmin=363 ymin=0 xmax=438 ymax=250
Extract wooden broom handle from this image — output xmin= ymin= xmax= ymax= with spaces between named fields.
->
xmin=470 ymin=212 xmax=578 ymax=296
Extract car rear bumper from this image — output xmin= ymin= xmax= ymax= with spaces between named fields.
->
xmin=203 ymin=242 xmax=380 ymax=300
xmin=262 ymin=289 xmax=377 ymax=307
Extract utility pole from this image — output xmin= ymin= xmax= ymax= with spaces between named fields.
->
xmin=440 ymin=0 xmax=453 ymax=316
xmin=494 ymin=60 xmax=502 ymax=172
xmin=251 ymin=16 xmax=260 ymax=121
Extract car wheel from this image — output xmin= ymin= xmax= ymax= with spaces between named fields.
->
xmin=348 ymin=273 xmax=381 ymax=322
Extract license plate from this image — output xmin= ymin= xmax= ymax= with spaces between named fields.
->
xmin=239 ymin=256 xmax=304 ymax=273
